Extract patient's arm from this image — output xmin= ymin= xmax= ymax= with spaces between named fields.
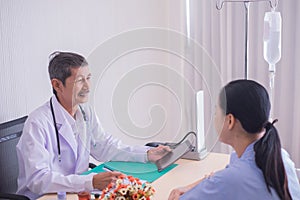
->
xmin=167 ymin=172 xmax=214 ymax=200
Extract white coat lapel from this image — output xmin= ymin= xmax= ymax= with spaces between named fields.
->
xmin=51 ymin=96 xmax=78 ymax=160
xmin=57 ymin=122 xmax=78 ymax=160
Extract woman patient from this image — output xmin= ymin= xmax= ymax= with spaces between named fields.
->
xmin=168 ymin=79 xmax=300 ymax=200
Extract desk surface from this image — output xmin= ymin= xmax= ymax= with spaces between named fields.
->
xmin=39 ymin=152 xmax=229 ymax=200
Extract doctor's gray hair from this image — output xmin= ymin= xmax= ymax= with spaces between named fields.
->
xmin=48 ymin=51 xmax=88 ymax=94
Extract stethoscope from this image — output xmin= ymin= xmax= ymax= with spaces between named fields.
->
xmin=50 ymin=97 xmax=86 ymax=162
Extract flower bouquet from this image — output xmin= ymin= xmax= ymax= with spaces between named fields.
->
xmin=100 ymin=174 xmax=155 ymax=200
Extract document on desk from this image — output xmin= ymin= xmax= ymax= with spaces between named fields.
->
xmin=82 ymin=161 xmax=177 ymax=183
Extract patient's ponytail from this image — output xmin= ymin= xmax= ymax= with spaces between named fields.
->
xmin=254 ymin=120 xmax=291 ymax=200
xmin=220 ymin=80 xmax=291 ymax=200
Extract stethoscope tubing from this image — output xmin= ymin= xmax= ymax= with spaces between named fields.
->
xmin=50 ymin=97 xmax=86 ymax=162
xmin=50 ymin=97 xmax=61 ymax=162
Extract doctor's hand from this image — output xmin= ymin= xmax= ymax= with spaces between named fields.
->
xmin=92 ymin=171 xmax=122 ymax=190
xmin=147 ymin=145 xmax=171 ymax=162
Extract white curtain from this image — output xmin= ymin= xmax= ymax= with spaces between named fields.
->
xmin=189 ymin=0 xmax=300 ymax=167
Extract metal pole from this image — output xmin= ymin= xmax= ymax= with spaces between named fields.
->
xmin=216 ymin=0 xmax=278 ymax=79
xmin=244 ymin=2 xmax=250 ymax=79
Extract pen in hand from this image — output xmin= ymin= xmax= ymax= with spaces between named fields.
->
xmin=103 ymin=166 xmax=114 ymax=172
xmin=92 ymin=169 xmax=122 ymax=190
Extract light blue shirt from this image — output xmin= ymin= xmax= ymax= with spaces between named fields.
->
xmin=180 ymin=142 xmax=300 ymax=200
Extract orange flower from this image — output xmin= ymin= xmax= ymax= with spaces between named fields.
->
xmin=138 ymin=190 xmax=145 ymax=195
xmin=107 ymin=183 xmax=113 ymax=189
xmin=109 ymin=193 xmax=115 ymax=199
xmin=119 ymin=174 xmax=126 ymax=179
xmin=99 ymin=175 xmax=155 ymax=200
xmin=132 ymin=193 xmax=139 ymax=200
xmin=100 ymin=192 xmax=105 ymax=199
xmin=128 ymin=176 xmax=135 ymax=182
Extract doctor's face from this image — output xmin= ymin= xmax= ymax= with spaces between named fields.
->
xmin=62 ymin=66 xmax=91 ymax=107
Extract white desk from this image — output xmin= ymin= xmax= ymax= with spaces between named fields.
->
xmin=39 ymin=152 xmax=229 ymax=200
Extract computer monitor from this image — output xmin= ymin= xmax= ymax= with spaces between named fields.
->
xmin=181 ymin=90 xmax=207 ymax=160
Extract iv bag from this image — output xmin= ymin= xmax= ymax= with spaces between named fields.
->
xmin=263 ymin=11 xmax=282 ymax=71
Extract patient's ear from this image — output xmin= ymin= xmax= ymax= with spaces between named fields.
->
xmin=227 ymin=114 xmax=236 ymax=130
xmin=51 ymin=79 xmax=63 ymax=93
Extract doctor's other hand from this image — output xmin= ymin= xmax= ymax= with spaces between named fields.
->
xmin=147 ymin=145 xmax=171 ymax=162
xmin=92 ymin=171 xmax=122 ymax=190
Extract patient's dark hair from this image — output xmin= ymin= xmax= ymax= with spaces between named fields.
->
xmin=48 ymin=51 xmax=88 ymax=95
xmin=219 ymin=79 xmax=291 ymax=200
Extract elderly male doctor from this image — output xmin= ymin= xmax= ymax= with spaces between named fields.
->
xmin=16 ymin=51 xmax=170 ymax=199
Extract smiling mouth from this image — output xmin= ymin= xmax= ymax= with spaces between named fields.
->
xmin=78 ymin=91 xmax=90 ymax=97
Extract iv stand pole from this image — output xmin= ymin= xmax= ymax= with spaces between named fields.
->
xmin=244 ymin=2 xmax=250 ymax=79
xmin=216 ymin=0 xmax=278 ymax=79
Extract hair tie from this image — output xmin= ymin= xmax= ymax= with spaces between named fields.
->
xmin=261 ymin=119 xmax=278 ymax=143
xmin=263 ymin=119 xmax=278 ymax=130
xmin=271 ymin=119 xmax=278 ymax=125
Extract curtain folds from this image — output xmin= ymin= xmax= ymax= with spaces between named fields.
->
xmin=191 ymin=0 xmax=299 ymax=167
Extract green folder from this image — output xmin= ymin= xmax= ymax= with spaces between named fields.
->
xmin=82 ymin=161 xmax=177 ymax=183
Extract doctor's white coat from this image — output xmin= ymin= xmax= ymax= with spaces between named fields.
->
xmin=16 ymin=96 xmax=149 ymax=199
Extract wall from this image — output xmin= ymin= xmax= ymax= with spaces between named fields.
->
xmin=0 ymin=0 xmax=204 ymax=146
xmin=0 ymin=0 xmax=168 ymax=121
